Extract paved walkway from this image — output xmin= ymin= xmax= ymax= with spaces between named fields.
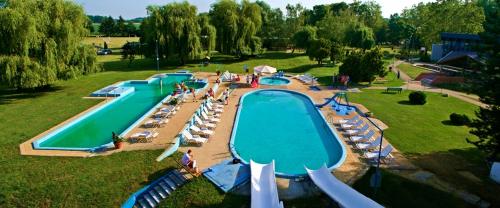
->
xmin=372 ymin=61 xmax=487 ymax=108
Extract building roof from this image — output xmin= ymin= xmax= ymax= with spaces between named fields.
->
xmin=437 ymin=51 xmax=484 ymax=65
xmin=441 ymin=32 xmax=481 ymax=41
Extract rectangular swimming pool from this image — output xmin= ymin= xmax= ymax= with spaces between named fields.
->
xmin=33 ymin=73 xmax=201 ymax=151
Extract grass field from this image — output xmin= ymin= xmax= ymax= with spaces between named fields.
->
xmin=397 ymin=63 xmax=430 ymax=79
xmin=0 ymin=51 xmax=491 ymax=207
xmin=83 ymin=37 xmax=140 ymax=49
xmin=348 ymin=90 xmax=500 ymax=206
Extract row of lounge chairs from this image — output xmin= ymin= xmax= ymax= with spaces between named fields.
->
xmin=335 ymin=115 xmax=394 ymax=163
xmin=181 ymin=98 xmax=225 ymax=146
xmin=129 ymin=98 xmax=182 ymax=143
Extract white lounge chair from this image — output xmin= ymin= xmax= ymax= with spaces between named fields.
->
xmin=350 ymin=130 xmax=375 ymax=143
xmin=336 ymin=115 xmax=360 ymax=125
xmin=181 ymin=130 xmax=207 ymax=146
xmin=194 ymin=115 xmax=216 ymax=129
xmin=130 ymin=130 xmax=159 ymax=143
xmin=341 ymin=119 xmax=363 ymax=130
xmin=345 ymin=124 xmax=369 ymax=136
xmin=356 ymin=136 xmax=382 ymax=151
xmin=364 ymin=144 xmax=393 ymax=163
xmin=190 ymin=125 xmax=213 ymax=137
xmin=144 ymin=118 xmax=168 ymax=128
xmin=202 ymin=110 xmax=221 ymax=122
xmin=205 ymin=103 xmax=223 ymax=113
xmin=202 ymin=106 xmax=221 ymax=117
xmin=207 ymin=98 xmax=224 ymax=108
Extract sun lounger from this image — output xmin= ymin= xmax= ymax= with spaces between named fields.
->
xmin=336 ymin=115 xmax=360 ymax=125
xmin=190 ymin=125 xmax=214 ymax=137
xmin=201 ymin=106 xmax=220 ymax=118
xmin=205 ymin=103 xmax=223 ymax=113
xmin=341 ymin=119 xmax=363 ymax=130
xmin=350 ymin=130 xmax=375 ymax=143
xmin=144 ymin=118 xmax=168 ymax=128
xmin=344 ymin=124 xmax=369 ymax=136
xmin=201 ymin=111 xmax=221 ymax=123
xmin=356 ymin=136 xmax=382 ymax=151
xmin=181 ymin=130 xmax=207 ymax=146
xmin=364 ymin=144 xmax=393 ymax=163
xmin=194 ymin=115 xmax=216 ymax=129
xmin=208 ymin=98 xmax=224 ymax=108
xmin=130 ymin=130 xmax=159 ymax=143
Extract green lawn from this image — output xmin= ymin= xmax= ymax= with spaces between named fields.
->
xmin=398 ymin=63 xmax=430 ymax=79
xmin=348 ymin=90 xmax=500 ymax=206
xmin=0 ymin=52 xmax=488 ymax=207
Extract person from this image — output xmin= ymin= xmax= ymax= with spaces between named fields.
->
xmin=190 ymin=87 xmax=196 ymax=102
xmin=180 ymin=81 xmax=185 ymax=88
xmin=216 ymin=70 xmax=221 ymax=76
xmin=223 ymin=89 xmax=229 ymax=105
xmin=397 ymin=70 xmax=401 ymax=79
xmin=181 ymin=149 xmax=200 ymax=176
xmin=235 ymin=74 xmax=240 ymax=82
xmin=246 ymin=74 xmax=250 ymax=85
xmin=215 ymin=78 xmax=220 ymax=84
xmin=208 ymin=88 xmax=214 ymax=97
xmin=251 ymin=73 xmax=256 ymax=83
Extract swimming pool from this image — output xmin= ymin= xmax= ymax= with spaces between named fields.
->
xmin=33 ymin=73 xmax=206 ymax=151
xmin=230 ymin=89 xmax=346 ymax=177
xmin=259 ymin=77 xmax=291 ymax=86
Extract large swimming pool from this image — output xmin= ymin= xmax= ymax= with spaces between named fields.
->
xmin=33 ymin=73 xmax=204 ymax=151
xmin=230 ymin=89 xmax=346 ymax=177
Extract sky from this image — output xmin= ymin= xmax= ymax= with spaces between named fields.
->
xmin=74 ymin=0 xmax=435 ymax=19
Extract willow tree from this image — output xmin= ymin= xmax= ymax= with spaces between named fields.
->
xmin=0 ymin=0 xmax=100 ymax=89
xmin=142 ymin=2 xmax=201 ymax=65
xmin=209 ymin=0 xmax=239 ymax=54
xmin=209 ymin=0 xmax=262 ymax=56
xmin=198 ymin=13 xmax=216 ymax=56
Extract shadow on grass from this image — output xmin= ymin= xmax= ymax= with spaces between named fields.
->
xmin=397 ymin=100 xmax=416 ymax=105
xmin=441 ymin=120 xmax=467 ymax=126
xmin=0 ymin=85 xmax=64 ymax=105
xmin=405 ymin=148 xmax=500 ymax=207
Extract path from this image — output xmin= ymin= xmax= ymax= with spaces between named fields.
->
xmin=371 ymin=61 xmax=487 ymax=108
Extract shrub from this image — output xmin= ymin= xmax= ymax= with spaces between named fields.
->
xmin=409 ymin=91 xmax=427 ymax=105
xmin=449 ymin=113 xmax=471 ymax=126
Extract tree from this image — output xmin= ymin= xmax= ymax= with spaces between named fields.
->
xmin=209 ymin=0 xmax=239 ymax=54
xmin=86 ymin=18 xmax=94 ymax=34
xmin=466 ymin=0 xmax=500 ymax=162
xmin=236 ymin=0 xmax=262 ymax=56
xmin=339 ymin=48 xmax=385 ymax=83
xmin=99 ymin=16 xmax=115 ymax=36
xmin=307 ymin=38 xmax=331 ymax=65
xmin=346 ymin=24 xmax=375 ymax=50
xmin=125 ymin=22 xmax=137 ymax=36
xmin=285 ymin=3 xmax=305 ymax=51
xmin=316 ymin=9 xmax=359 ymax=44
xmin=122 ymin=42 xmax=140 ymax=67
xmin=292 ymin=26 xmax=316 ymax=51
xmin=387 ymin=13 xmax=413 ymax=45
xmin=141 ymin=2 xmax=201 ymax=65
xmin=330 ymin=42 xmax=345 ymax=65
xmin=198 ymin=13 xmax=216 ymax=56
xmin=256 ymin=1 xmax=285 ymax=49
xmin=116 ymin=16 xmax=126 ymax=36
xmin=0 ymin=0 xmax=100 ymax=89
xmin=401 ymin=0 xmax=485 ymax=48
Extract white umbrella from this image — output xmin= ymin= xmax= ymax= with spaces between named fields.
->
xmin=254 ymin=65 xmax=277 ymax=74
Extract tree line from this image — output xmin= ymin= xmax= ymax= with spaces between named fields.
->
xmin=86 ymin=15 xmax=140 ymax=37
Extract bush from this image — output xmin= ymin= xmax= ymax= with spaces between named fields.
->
xmin=409 ymin=91 xmax=427 ymax=105
xmin=449 ymin=113 xmax=471 ymax=126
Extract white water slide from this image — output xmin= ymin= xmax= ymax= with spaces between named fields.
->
xmin=250 ymin=160 xmax=284 ymax=208
xmin=306 ymin=165 xmax=384 ymax=208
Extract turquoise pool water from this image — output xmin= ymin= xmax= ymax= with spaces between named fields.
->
xmin=259 ymin=77 xmax=290 ymax=86
xmin=231 ymin=90 xmax=346 ymax=177
xmin=34 ymin=74 xmax=200 ymax=150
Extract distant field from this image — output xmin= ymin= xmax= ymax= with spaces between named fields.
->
xmin=83 ymin=37 xmax=140 ymax=49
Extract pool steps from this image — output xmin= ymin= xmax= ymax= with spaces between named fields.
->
xmin=122 ymin=170 xmax=188 ymax=208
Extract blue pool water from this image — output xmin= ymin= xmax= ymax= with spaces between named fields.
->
xmin=259 ymin=77 xmax=290 ymax=86
xmin=33 ymin=74 xmax=202 ymax=151
xmin=231 ymin=90 xmax=346 ymax=177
